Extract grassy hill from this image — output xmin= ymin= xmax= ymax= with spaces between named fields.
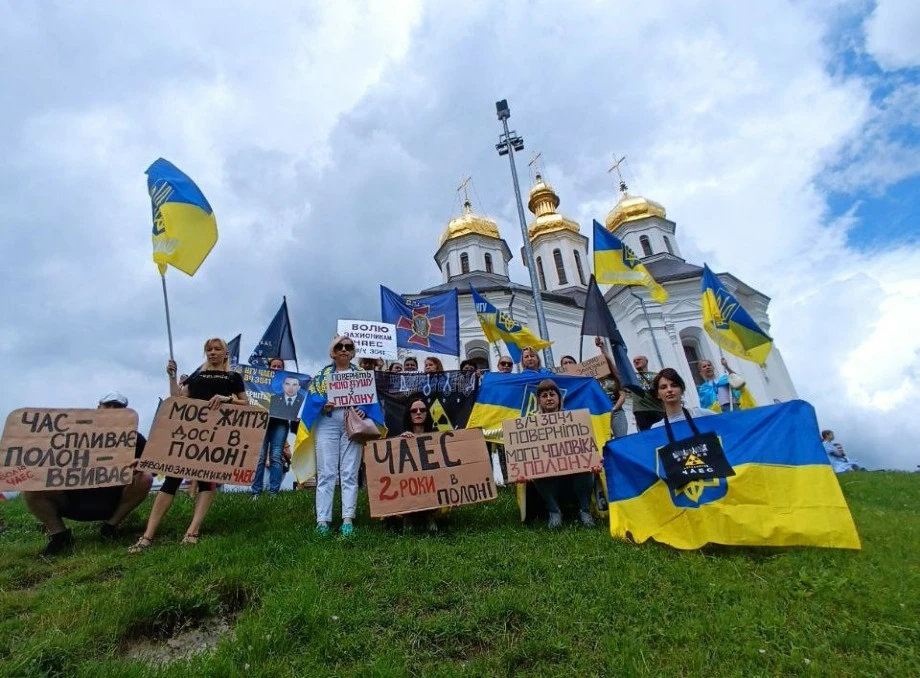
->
xmin=1 ymin=472 xmax=918 ymax=677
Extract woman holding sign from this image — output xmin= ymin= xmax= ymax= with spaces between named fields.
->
xmin=312 ymin=335 xmax=369 ymax=536
xmin=129 ymin=338 xmax=247 ymax=553
xmin=394 ymin=395 xmax=440 ymax=533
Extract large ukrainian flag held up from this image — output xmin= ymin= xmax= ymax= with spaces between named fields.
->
xmin=146 ymin=158 xmax=218 ymax=276
xmin=467 ymin=372 xmax=611 ymax=450
xmin=593 ymin=220 xmax=668 ymax=302
xmin=603 ymin=400 xmax=861 ymax=550
xmin=701 ymin=264 xmax=772 ymax=365
xmin=469 ymin=285 xmax=552 ymax=353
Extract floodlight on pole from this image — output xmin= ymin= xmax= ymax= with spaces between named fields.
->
xmin=494 ymin=99 xmax=554 ymax=367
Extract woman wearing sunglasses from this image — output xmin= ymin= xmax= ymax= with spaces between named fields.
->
xmin=312 ymin=335 xmax=368 ymax=536
xmin=392 ymin=395 xmax=440 ymax=533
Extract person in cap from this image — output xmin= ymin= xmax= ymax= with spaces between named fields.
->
xmin=531 ymin=379 xmax=598 ymax=529
xmin=23 ymin=392 xmax=152 ymax=557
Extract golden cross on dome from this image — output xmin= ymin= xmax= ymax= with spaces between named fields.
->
xmin=608 ymin=155 xmax=628 ymax=193
xmin=457 ymin=176 xmax=472 ymax=211
xmin=528 ymin=152 xmax=544 ymax=182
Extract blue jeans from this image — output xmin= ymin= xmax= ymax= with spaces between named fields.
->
xmin=251 ymin=418 xmax=288 ymax=495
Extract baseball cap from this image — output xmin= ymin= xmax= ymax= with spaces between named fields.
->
xmin=99 ymin=392 xmax=128 ymax=407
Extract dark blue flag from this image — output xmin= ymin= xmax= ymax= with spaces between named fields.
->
xmin=580 ymin=275 xmax=639 ymax=391
xmin=380 ymin=286 xmax=460 ymax=356
xmin=227 ymin=333 xmax=241 ymax=370
xmin=249 ymin=298 xmax=298 ymax=367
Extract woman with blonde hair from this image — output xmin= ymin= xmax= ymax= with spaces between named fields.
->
xmin=129 ymin=338 xmax=247 ymax=553
xmin=311 ymin=335 xmax=369 ymax=536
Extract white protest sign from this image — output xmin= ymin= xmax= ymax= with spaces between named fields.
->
xmin=327 ymin=371 xmax=378 ymax=408
xmin=337 ymin=319 xmax=397 ymax=360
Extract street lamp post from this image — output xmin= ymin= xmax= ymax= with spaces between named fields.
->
xmin=494 ymin=99 xmax=554 ymax=367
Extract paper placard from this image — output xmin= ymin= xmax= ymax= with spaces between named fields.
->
xmin=554 ymin=355 xmax=611 ymax=380
xmin=364 ymin=429 xmax=496 ymax=517
xmin=138 ymin=397 xmax=269 ymax=484
xmin=337 ymin=319 xmax=397 ymax=360
xmin=501 ymin=408 xmax=601 ymax=483
xmin=327 ymin=370 xmax=378 ymax=408
xmin=0 ymin=408 xmax=139 ymax=491
xmin=239 ymin=365 xmax=310 ymax=421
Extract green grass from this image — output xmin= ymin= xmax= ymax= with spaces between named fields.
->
xmin=1 ymin=473 xmax=918 ymax=677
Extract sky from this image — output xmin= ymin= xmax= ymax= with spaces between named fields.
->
xmin=1 ymin=0 xmax=918 ymax=470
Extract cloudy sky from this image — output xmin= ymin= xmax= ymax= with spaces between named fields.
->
xmin=1 ymin=0 xmax=918 ymax=470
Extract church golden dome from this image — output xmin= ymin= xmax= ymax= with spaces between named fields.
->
xmin=527 ymin=173 xmax=580 ymax=240
xmin=605 ymin=190 xmax=667 ymax=231
xmin=440 ymin=199 xmax=501 ymax=246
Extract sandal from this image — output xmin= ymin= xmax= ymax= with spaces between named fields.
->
xmin=181 ymin=532 xmax=200 ymax=545
xmin=127 ymin=536 xmax=153 ymax=554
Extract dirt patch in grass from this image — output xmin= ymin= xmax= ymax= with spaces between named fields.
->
xmin=123 ymin=613 xmax=233 ymax=666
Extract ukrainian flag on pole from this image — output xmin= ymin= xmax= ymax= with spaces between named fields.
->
xmin=146 ymin=158 xmax=218 ymax=276
xmin=701 ymin=264 xmax=772 ymax=365
xmin=469 ymin=285 xmax=552 ymax=352
xmin=592 ymin=220 xmax=668 ymax=302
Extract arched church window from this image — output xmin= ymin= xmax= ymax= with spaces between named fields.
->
xmin=446 ymin=262 xmax=451 ymax=279
xmin=680 ymin=327 xmax=709 ymax=388
xmin=485 ymin=253 xmax=493 ymax=273
xmin=573 ymin=250 xmax=586 ymax=286
xmin=553 ymin=249 xmax=568 ymax=285
xmin=663 ymin=236 xmax=674 ymax=255
xmin=639 ymin=235 xmax=653 ymax=257
xmin=460 ymin=252 xmax=470 ymax=274
xmin=536 ymin=257 xmax=547 ymax=291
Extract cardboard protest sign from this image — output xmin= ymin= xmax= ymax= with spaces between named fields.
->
xmin=554 ymin=355 xmax=611 ymax=380
xmin=502 ymin=408 xmax=601 ymax=483
xmin=0 ymin=408 xmax=139 ymax=491
xmin=337 ymin=319 xmax=397 ymax=360
xmin=364 ymin=428 xmax=496 ymax=517
xmin=138 ymin=397 xmax=269 ymax=484
xmin=328 ymin=370 xmax=378 ymax=408
xmin=239 ymin=365 xmax=310 ymax=421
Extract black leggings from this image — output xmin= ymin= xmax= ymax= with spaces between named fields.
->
xmin=159 ymin=477 xmax=217 ymax=496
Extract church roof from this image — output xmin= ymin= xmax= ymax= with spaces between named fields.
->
xmin=440 ymin=199 xmax=501 ymax=245
xmin=643 ymin=257 xmax=703 ymax=282
xmin=417 ymin=273 xmax=583 ymax=308
xmin=527 ymin=173 xmax=581 ymax=241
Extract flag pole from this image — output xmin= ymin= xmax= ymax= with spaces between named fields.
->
xmin=160 ymin=273 xmax=175 ymax=361
xmin=709 ymin=317 xmax=733 ymax=412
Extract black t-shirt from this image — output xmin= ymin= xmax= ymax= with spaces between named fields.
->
xmin=186 ymin=370 xmax=245 ymax=401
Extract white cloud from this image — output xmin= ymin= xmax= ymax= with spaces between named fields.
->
xmin=865 ymin=0 xmax=920 ymax=70
xmin=0 ymin=0 xmax=918 ymax=473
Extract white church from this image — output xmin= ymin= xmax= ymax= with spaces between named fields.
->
xmin=402 ymin=169 xmax=798 ymax=413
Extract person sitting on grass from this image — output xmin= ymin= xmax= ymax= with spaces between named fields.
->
xmin=23 ymin=392 xmax=152 ymax=557
xmin=821 ymin=430 xmax=864 ymax=473
xmin=531 ymin=379 xmax=598 ymax=529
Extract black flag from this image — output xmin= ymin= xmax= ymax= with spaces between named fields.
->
xmin=249 ymin=298 xmax=298 ymax=368
xmin=580 ymin=275 xmax=639 ymax=390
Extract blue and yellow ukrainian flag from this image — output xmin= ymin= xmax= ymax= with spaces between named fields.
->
xmin=701 ymin=264 xmax=772 ymax=365
xmin=469 ymin=285 xmax=552 ymax=353
xmin=146 ymin=158 xmax=218 ymax=277
xmin=603 ymin=400 xmax=861 ymax=550
xmin=593 ymin=220 xmax=668 ymax=302
xmin=468 ymin=371 xmax=613 ymax=521
xmin=291 ymin=365 xmax=386 ymax=482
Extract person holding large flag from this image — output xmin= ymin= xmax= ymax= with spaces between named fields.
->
xmin=129 ymin=338 xmax=247 ymax=553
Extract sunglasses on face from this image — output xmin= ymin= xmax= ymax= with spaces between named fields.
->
xmin=334 ymin=343 xmax=355 ymax=352
xmin=499 ymin=361 xmax=512 ymax=367
xmin=409 ymin=407 xmax=427 ymax=414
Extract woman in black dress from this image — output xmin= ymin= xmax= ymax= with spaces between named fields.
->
xmin=129 ymin=337 xmax=247 ymax=553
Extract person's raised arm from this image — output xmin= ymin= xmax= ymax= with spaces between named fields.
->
xmin=720 ymin=357 xmax=735 ymax=375
xmin=166 ymin=360 xmax=189 ymax=397
xmin=594 ymin=336 xmax=620 ymax=381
